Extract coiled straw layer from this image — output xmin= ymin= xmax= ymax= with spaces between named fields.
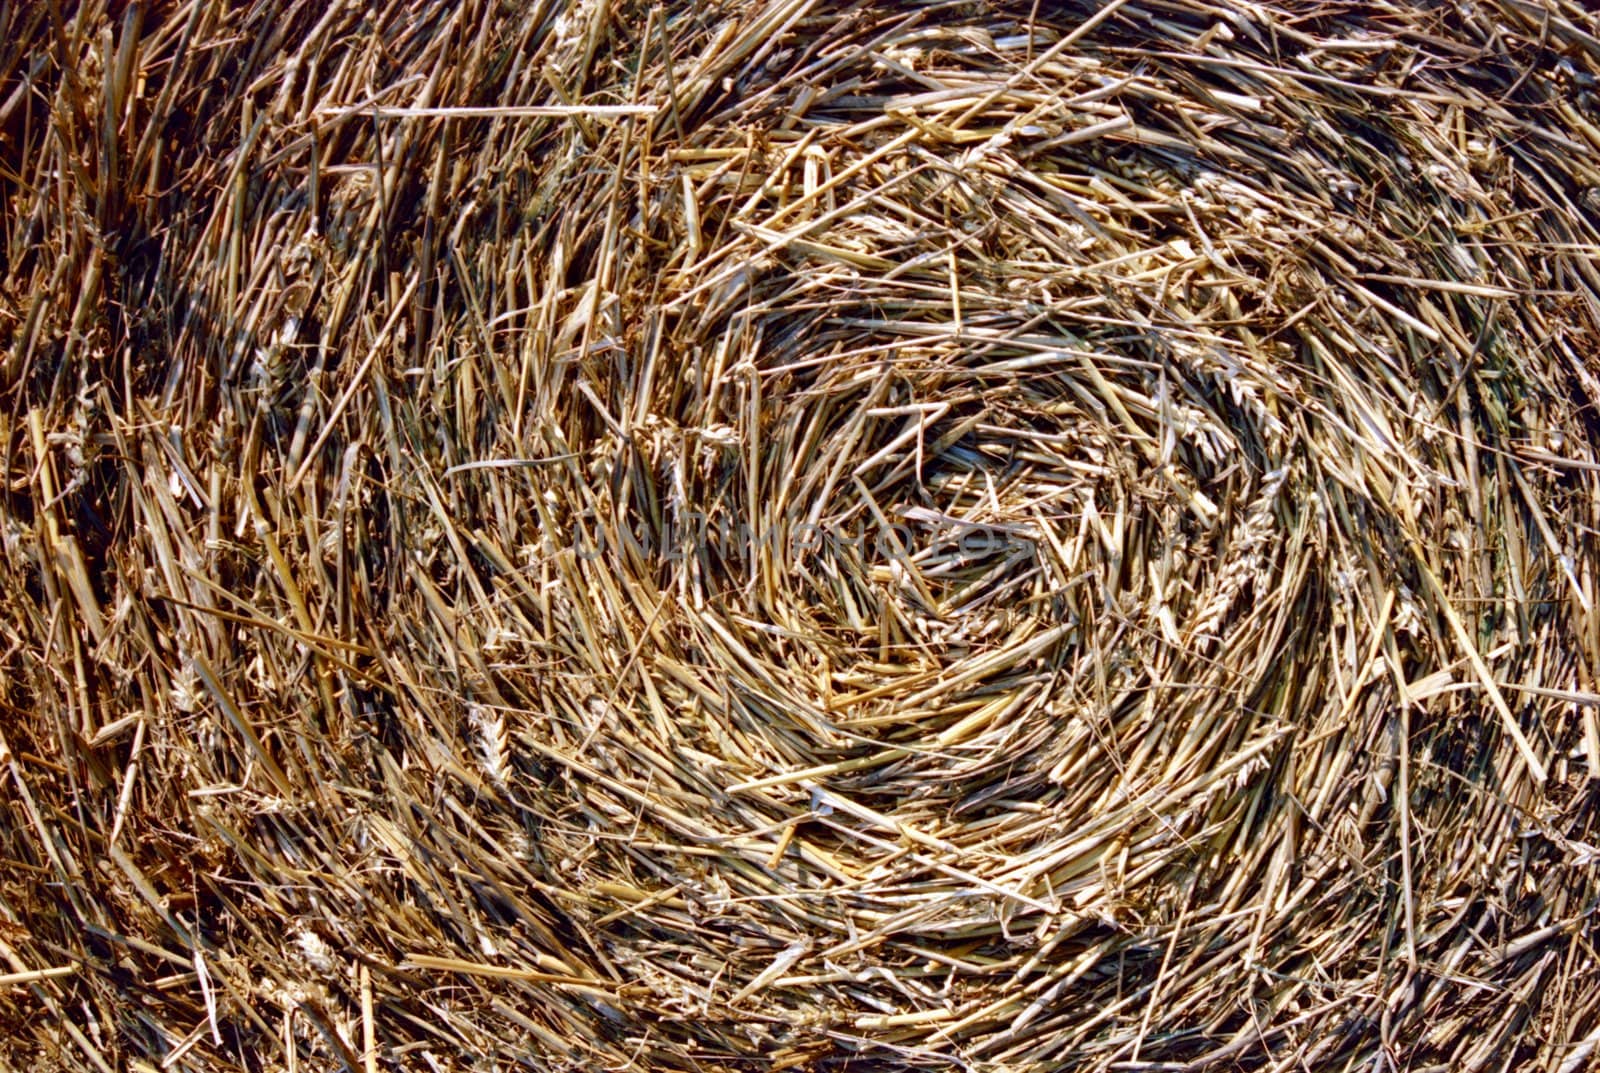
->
xmin=3 ymin=1 xmax=1600 ymax=1069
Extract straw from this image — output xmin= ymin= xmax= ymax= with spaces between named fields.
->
xmin=2 ymin=1 xmax=1599 ymax=1070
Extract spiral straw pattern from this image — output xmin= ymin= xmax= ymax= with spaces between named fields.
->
xmin=3 ymin=2 xmax=1600 ymax=1069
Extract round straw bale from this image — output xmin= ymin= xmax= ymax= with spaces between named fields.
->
xmin=2 ymin=2 xmax=1600 ymax=1071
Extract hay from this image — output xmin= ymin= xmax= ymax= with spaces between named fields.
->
xmin=3 ymin=0 xmax=1600 ymax=1069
